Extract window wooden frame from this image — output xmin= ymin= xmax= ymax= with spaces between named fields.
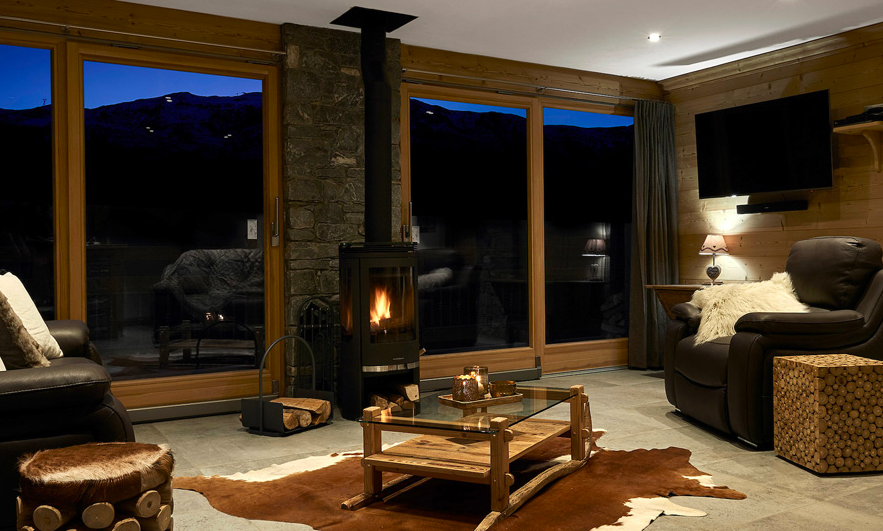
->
xmin=402 ymin=84 xmax=543 ymax=378
xmin=401 ymin=85 xmax=634 ymax=377
xmin=0 ymin=31 xmax=283 ymax=408
xmin=539 ymin=101 xmax=632 ymax=372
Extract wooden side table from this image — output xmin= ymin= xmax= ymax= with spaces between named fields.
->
xmin=773 ymin=354 xmax=883 ymax=473
xmin=646 ymin=285 xmax=703 ymax=320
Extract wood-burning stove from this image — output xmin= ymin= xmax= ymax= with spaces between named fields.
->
xmin=332 ymin=7 xmax=420 ymax=419
xmin=339 ymin=242 xmax=420 ymax=419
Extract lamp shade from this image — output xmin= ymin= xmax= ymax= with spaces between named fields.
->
xmin=699 ymin=234 xmax=729 ymax=255
xmin=582 ymin=238 xmax=607 ymax=256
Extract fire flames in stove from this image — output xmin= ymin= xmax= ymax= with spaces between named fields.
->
xmin=370 ymin=286 xmax=392 ymax=332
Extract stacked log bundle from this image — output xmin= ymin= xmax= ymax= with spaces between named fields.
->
xmin=773 ymin=354 xmax=883 ymax=474
xmin=271 ymin=397 xmax=331 ymax=430
xmin=368 ymin=384 xmax=419 ymax=414
xmin=16 ymin=442 xmax=175 ymax=531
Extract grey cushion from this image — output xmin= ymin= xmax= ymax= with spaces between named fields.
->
xmin=0 ymin=290 xmax=47 ymax=370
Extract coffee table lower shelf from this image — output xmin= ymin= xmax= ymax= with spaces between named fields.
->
xmin=342 ymin=385 xmax=592 ymax=531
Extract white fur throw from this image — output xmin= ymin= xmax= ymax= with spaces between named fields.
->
xmin=690 ymin=272 xmax=807 ymax=344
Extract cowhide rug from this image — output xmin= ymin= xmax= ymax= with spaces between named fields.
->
xmin=174 ymin=432 xmax=745 ymax=531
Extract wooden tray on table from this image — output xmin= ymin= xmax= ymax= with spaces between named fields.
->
xmin=438 ymin=393 xmax=523 ymax=409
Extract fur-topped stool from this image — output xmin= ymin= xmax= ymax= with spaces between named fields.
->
xmin=16 ymin=442 xmax=174 ymax=531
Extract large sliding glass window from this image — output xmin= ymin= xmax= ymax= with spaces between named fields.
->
xmin=543 ymin=108 xmax=633 ymax=344
xmin=83 ymin=62 xmax=265 ymax=380
xmin=409 ymin=98 xmax=529 ymax=355
xmin=0 ymin=44 xmax=54 ymax=319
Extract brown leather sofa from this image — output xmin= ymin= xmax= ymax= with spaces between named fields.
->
xmin=664 ymin=236 xmax=883 ymax=447
xmin=0 ymin=320 xmax=133 ymax=530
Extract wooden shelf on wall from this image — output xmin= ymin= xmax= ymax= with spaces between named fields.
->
xmin=834 ymin=121 xmax=883 ymax=172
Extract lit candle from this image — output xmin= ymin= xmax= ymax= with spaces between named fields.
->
xmin=463 ymin=366 xmax=489 ymax=395
xmin=452 ymin=374 xmax=482 ymax=402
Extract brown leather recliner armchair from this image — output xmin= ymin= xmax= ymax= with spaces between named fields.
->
xmin=664 ymin=236 xmax=883 ymax=447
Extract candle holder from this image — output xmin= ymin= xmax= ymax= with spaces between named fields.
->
xmin=463 ymin=365 xmax=489 ymax=395
xmin=452 ymin=375 xmax=482 ymax=402
xmin=489 ymin=380 xmax=517 ymax=397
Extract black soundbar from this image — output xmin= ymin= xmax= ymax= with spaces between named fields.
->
xmin=736 ymin=200 xmax=808 ymax=214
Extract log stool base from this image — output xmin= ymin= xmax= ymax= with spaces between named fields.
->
xmin=17 ymin=443 xmax=175 ymax=531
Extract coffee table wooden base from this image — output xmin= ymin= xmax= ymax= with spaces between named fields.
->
xmin=342 ymin=385 xmax=592 ymax=531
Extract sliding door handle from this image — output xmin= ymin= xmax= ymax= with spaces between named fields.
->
xmin=271 ymin=197 xmax=280 ymax=247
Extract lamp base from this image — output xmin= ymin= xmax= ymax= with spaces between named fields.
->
xmin=706 ymin=264 xmax=722 ymax=284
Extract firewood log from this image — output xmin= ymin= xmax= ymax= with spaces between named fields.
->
xmin=81 ymin=502 xmax=115 ymax=529
xmin=282 ymin=409 xmax=312 ymax=430
xmin=116 ymin=490 xmax=161 ymax=518
xmin=386 ymin=393 xmax=405 ymax=407
xmin=17 ymin=497 xmax=35 ymax=530
xmin=33 ymin=505 xmax=76 ymax=531
xmin=368 ymin=394 xmax=389 ymax=410
xmin=104 ymin=518 xmax=140 ymax=531
xmin=136 ymin=505 xmax=171 ymax=531
xmin=396 ymin=384 xmax=419 ymax=402
xmin=272 ymin=397 xmax=331 ymax=424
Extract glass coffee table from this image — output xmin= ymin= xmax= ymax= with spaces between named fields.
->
xmin=342 ymin=385 xmax=592 ymax=530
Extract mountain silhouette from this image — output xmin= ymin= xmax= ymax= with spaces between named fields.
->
xmin=1 ymin=91 xmax=264 ymax=248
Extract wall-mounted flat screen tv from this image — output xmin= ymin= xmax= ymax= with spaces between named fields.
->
xmin=695 ymin=90 xmax=833 ymax=199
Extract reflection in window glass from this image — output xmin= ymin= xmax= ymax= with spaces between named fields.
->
xmin=83 ymin=61 xmax=264 ymax=380
xmin=0 ymin=44 xmax=54 ymax=319
xmin=410 ymin=98 xmax=529 ymax=355
xmin=543 ymin=108 xmax=633 ymax=344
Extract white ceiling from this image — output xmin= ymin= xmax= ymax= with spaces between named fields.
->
xmin=128 ymin=0 xmax=883 ymax=81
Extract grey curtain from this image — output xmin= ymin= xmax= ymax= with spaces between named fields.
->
xmin=628 ymin=100 xmax=679 ymax=369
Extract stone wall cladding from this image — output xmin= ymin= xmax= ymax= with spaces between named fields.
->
xmin=281 ymin=23 xmax=402 ymax=394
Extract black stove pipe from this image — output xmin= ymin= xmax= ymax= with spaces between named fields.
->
xmin=332 ymin=7 xmax=416 ymax=244
xmin=360 ymin=25 xmax=392 ymax=243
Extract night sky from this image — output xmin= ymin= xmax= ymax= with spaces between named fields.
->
xmin=0 ymin=43 xmax=261 ymax=110
xmin=2 ymin=43 xmax=634 ymax=129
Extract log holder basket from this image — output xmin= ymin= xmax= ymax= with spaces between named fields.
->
xmin=240 ymin=334 xmax=334 ymax=436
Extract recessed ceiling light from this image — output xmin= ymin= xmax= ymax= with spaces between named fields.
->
xmin=648 ymin=33 xmax=661 ymax=42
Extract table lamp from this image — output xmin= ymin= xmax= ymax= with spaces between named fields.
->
xmin=699 ymin=234 xmax=728 ymax=284
xmin=582 ymin=238 xmax=607 ymax=256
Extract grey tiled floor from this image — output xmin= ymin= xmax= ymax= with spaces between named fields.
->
xmin=134 ymin=368 xmax=883 ymax=530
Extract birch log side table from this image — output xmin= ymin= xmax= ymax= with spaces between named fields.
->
xmin=342 ymin=385 xmax=592 ymax=531
xmin=773 ymin=354 xmax=883 ymax=474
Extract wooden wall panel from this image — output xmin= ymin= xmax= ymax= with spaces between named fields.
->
xmin=401 ymin=44 xmax=663 ymax=105
xmin=661 ymin=22 xmax=883 ymax=284
xmin=0 ymin=0 xmax=281 ymax=59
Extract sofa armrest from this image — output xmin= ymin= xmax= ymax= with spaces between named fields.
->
xmin=47 ymin=320 xmax=103 ymax=365
xmin=671 ymin=302 xmax=702 ymax=330
xmin=47 ymin=320 xmax=88 ymax=356
xmin=0 ymin=358 xmax=111 ymax=414
xmin=734 ymin=310 xmax=865 ymax=336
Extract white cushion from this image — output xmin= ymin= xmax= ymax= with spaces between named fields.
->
xmin=690 ymin=272 xmax=808 ymax=344
xmin=0 ymin=273 xmax=63 ymax=359
xmin=0 ymin=356 xmax=6 ymax=371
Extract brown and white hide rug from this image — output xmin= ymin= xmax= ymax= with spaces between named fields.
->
xmin=174 ymin=432 xmax=745 ymax=531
